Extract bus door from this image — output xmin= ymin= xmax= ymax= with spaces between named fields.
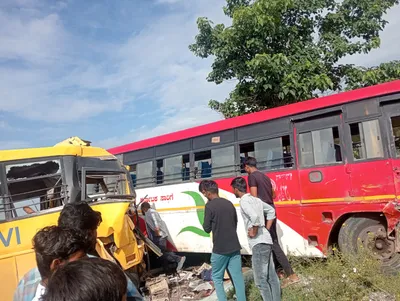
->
xmin=381 ymin=100 xmax=400 ymax=197
xmin=294 ymin=112 xmax=350 ymax=249
xmin=343 ymin=99 xmax=395 ymax=201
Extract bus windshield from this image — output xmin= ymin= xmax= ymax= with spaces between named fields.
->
xmin=82 ymin=170 xmax=132 ymax=200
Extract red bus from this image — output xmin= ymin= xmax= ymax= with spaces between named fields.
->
xmin=109 ymin=80 xmax=400 ymax=273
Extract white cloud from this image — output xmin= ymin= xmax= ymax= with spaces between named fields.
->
xmin=0 ymin=0 xmax=399 ymax=151
xmin=0 ymin=12 xmax=66 ymax=65
xmin=97 ymin=104 xmax=222 ymax=149
xmin=340 ymin=5 xmax=400 ymax=66
xmin=156 ymin=0 xmax=184 ymax=4
xmin=0 ymin=140 xmax=31 ymax=150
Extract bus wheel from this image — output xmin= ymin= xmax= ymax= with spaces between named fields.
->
xmin=338 ymin=216 xmax=400 ymax=274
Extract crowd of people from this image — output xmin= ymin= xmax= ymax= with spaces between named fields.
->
xmin=14 ymin=202 xmax=143 ymax=301
xmin=142 ymin=156 xmax=299 ymax=301
xmin=195 ymin=156 xmax=299 ymax=301
xmin=14 ymin=156 xmax=297 ymax=301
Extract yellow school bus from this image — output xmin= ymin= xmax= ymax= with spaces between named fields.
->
xmin=0 ymin=137 xmax=145 ymax=301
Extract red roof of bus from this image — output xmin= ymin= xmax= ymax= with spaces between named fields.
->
xmin=108 ymin=80 xmax=400 ymax=154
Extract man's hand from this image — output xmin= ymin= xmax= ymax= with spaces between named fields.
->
xmin=248 ymin=226 xmax=258 ymax=238
xmin=155 ymin=227 xmax=160 ymax=237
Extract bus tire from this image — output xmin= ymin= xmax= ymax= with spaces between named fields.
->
xmin=338 ymin=216 xmax=400 ymax=274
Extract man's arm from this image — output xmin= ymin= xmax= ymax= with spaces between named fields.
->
xmin=262 ymin=202 xmax=276 ymax=230
xmin=150 ymin=210 xmax=161 ymax=236
xmin=202 ymin=205 xmax=212 ymax=233
xmin=242 ymin=199 xmax=262 ymax=238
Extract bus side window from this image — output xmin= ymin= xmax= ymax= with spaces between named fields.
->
xmin=156 ymin=154 xmax=190 ymax=185
xmin=298 ymin=127 xmax=342 ymax=167
xmin=194 ymin=151 xmax=212 ymax=178
xmin=390 ymin=116 xmax=400 ymax=157
xmin=5 ymin=159 xmax=64 ymax=218
xmin=0 ymin=196 xmax=5 ymax=221
xmin=194 ymin=146 xmax=235 ymax=178
xmin=350 ymin=120 xmax=384 ymax=161
xmin=130 ymin=162 xmax=153 ymax=188
xmin=129 ymin=164 xmax=137 ymax=187
xmin=239 ymin=135 xmax=293 ymax=172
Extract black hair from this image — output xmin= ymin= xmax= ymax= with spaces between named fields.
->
xmin=33 ymin=226 xmax=91 ymax=279
xmin=244 ymin=157 xmax=257 ymax=168
xmin=58 ymin=201 xmax=102 ymax=231
xmin=231 ymin=177 xmax=248 ymax=193
xmin=140 ymin=202 xmax=150 ymax=211
xmin=42 ymin=257 xmax=128 ymax=301
xmin=198 ymin=180 xmax=219 ymax=194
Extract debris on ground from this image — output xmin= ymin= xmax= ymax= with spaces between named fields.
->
xmin=143 ymin=265 xmax=215 ymax=301
xmin=145 ymin=275 xmax=170 ymax=301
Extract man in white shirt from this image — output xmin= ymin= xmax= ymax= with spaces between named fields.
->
xmin=141 ymin=202 xmax=185 ymax=273
xmin=231 ymin=177 xmax=281 ymax=301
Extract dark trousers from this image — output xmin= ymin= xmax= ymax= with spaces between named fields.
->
xmin=153 ymin=236 xmax=181 ymax=272
xmin=269 ymin=219 xmax=294 ymax=276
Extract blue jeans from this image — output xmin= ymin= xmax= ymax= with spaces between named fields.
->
xmin=211 ymin=251 xmax=246 ymax=301
xmin=252 ymin=243 xmax=281 ymax=301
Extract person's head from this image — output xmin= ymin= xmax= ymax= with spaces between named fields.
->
xmin=42 ymin=257 xmax=128 ymax=301
xmin=244 ymin=157 xmax=258 ymax=174
xmin=198 ymin=180 xmax=219 ymax=201
xmin=58 ymin=201 xmax=102 ymax=244
xmin=231 ymin=177 xmax=248 ymax=198
xmin=140 ymin=201 xmax=151 ymax=215
xmin=33 ymin=226 xmax=91 ymax=283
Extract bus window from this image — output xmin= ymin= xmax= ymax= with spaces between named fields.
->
xmin=350 ymin=120 xmax=383 ymax=160
xmin=390 ymin=116 xmax=400 ymax=157
xmin=5 ymin=160 xmax=64 ymax=217
xmin=194 ymin=146 xmax=235 ymax=178
xmin=84 ymin=171 xmax=127 ymax=199
xmin=0 ymin=196 xmax=5 ymax=221
xmin=194 ymin=151 xmax=212 ymax=178
xmin=299 ymin=127 xmax=342 ymax=167
xmin=211 ymin=146 xmax=235 ymax=177
xmin=156 ymin=154 xmax=190 ymax=184
xmin=239 ymin=135 xmax=293 ymax=172
xmin=128 ymin=164 xmax=137 ymax=187
xmin=135 ymin=161 xmax=153 ymax=187
xmin=6 ymin=175 xmax=63 ymax=218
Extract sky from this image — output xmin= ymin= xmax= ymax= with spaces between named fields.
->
xmin=0 ymin=0 xmax=399 ymax=151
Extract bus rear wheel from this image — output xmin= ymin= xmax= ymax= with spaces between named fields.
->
xmin=338 ymin=216 xmax=400 ymax=274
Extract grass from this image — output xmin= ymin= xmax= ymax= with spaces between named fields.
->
xmin=244 ymin=249 xmax=400 ymax=301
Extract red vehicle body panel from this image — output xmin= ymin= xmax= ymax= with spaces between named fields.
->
xmin=109 ymin=80 xmax=400 ymax=154
xmin=111 ymin=81 xmax=400 ymax=254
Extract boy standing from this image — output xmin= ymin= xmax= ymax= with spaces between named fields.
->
xmin=231 ymin=177 xmax=281 ymax=301
xmin=200 ymin=180 xmax=246 ymax=301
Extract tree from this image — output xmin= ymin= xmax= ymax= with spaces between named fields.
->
xmin=189 ymin=0 xmax=400 ymax=118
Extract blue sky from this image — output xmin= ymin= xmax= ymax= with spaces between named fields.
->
xmin=0 ymin=0 xmax=399 ymax=150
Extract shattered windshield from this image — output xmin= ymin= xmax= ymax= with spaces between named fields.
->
xmin=83 ymin=170 xmax=132 ymax=200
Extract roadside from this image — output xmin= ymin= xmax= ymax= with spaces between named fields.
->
xmin=246 ymin=250 xmax=400 ymax=301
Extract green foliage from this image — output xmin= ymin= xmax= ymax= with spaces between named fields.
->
xmin=189 ymin=0 xmax=400 ymax=118
xmin=246 ymin=250 xmax=400 ymax=301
